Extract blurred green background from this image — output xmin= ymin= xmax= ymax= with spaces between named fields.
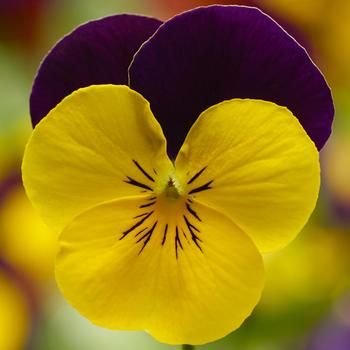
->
xmin=0 ymin=1 xmax=349 ymax=349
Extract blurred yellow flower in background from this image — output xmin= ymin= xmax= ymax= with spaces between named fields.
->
xmin=261 ymin=0 xmax=350 ymax=87
xmin=0 ymin=265 xmax=31 ymax=350
xmin=0 ymin=185 xmax=57 ymax=287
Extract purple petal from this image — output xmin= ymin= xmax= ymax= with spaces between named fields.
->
xmin=30 ymin=14 xmax=162 ymax=126
xmin=130 ymin=5 xmax=334 ymax=158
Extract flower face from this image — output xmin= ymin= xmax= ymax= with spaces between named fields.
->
xmin=23 ymin=5 xmax=333 ymax=346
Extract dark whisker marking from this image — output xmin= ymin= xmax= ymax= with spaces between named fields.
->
xmin=187 ymin=166 xmax=207 ymax=184
xmin=153 ymin=169 xmax=158 ymax=175
xmin=183 ymin=215 xmax=203 ymax=252
xmin=120 ymin=211 xmax=153 ymax=240
xmin=138 ymin=221 xmax=157 ymax=254
xmin=183 ymin=215 xmax=201 ymax=234
xmin=188 ymin=180 xmax=214 ymax=195
xmin=191 ymin=224 xmax=200 ymax=232
xmin=187 ymin=198 xmax=193 ymax=203
xmin=175 ymin=226 xmax=183 ymax=259
xmin=124 ymin=176 xmax=153 ymax=191
xmin=136 ymin=222 xmax=157 ymax=243
xmin=139 ymin=201 xmax=156 ymax=208
xmin=133 ymin=212 xmax=151 ymax=219
xmin=148 ymin=196 xmax=156 ymax=201
xmin=181 ymin=228 xmax=189 ymax=242
xmin=134 ymin=227 xmax=148 ymax=238
xmin=161 ymin=224 xmax=168 ymax=246
xmin=186 ymin=203 xmax=202 ymax=222
xmin=133 ymin=160 xmax=155 ymax=182
xmin=176 ymin=227 xmax=183 ymax=249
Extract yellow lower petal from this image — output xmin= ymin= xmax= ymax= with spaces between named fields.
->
xmin=56 ymin=196 xmax=264 ymax=345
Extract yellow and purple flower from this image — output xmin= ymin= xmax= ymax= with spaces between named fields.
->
xmin=23 ymin=5 xmax=333 ymax=345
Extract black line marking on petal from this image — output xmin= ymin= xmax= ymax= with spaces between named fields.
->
xmin=139 ymin=201 xmax=156 ymax=208
xmin=161 ymin=224 xmax=168 ymax=246
xmin=120 ymin=211 xmax=153 ymax=240
xmin=153 ymin=169 xmax=158 ymax=175
xmin=138 ymin=221 xmax=157 ymax=254
xmin=134 ymin=227 xmax=148 ymax=238
xmin=188 ymin=180 xmax=214 ymax=195
xmin=183 ymin=215 xmax=200 ymax=233
xmin=136 ymin=222 xmax=156 ymax=243
xmin=148 ymin=196 xmax=156 ymax=201
xmin=188 ymin=198 xmax=193 ymax=203
xmin=183 ymin=215 xmax=203 ymax=252
xmin=187 ymin=166 xmax=207 ymax=184
xmin=186 ymin=202 xmax=202 ymax=221
xmin=175 ymin=226 xmax=183 ymax=259
xmin=133 ymin=160 xmax=155 ymax=182
xmin=181 ymin=228 xmax=189 ymax=243
xmin=124 ymin=176 xmax=153 ymax=191
xmin=133 ymin=212 xmax=151 ymax=219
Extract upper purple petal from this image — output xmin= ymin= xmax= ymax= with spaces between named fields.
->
xmin=129 ymin=5 xmax=334 ymax=157
xmin=30 ymin=14 xmax=162 ymax=126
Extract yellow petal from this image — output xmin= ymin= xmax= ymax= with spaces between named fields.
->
xmin=55 ymin=196 xmax=264 ymax=345
xmin=175 ymin=99 xmax=320 ymax=253
xmin=22 ymin=85 xmax=172 ymax=233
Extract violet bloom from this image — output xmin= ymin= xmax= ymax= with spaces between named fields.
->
xmin=23 ymin=6 xmax=333 ymax=345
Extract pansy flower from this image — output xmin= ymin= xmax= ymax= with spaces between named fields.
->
xmin=23 ymin=5 xmax=333 ymax=345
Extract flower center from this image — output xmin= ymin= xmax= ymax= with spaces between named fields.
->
xmin=121 ymin=160 xmax=214 ymax=257
xmin=165 ymin=178 xmax=180 ymax=199
xmin=165 ymin=173 xmax=185 ymax=201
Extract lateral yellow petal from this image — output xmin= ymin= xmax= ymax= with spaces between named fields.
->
xmin=175 ymin=99 xmax=320 ymax=253
xmin=22 ymin=85 xmax=172 ymax=233
xmin=55 ymin=196 xmax=264 ymax=345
